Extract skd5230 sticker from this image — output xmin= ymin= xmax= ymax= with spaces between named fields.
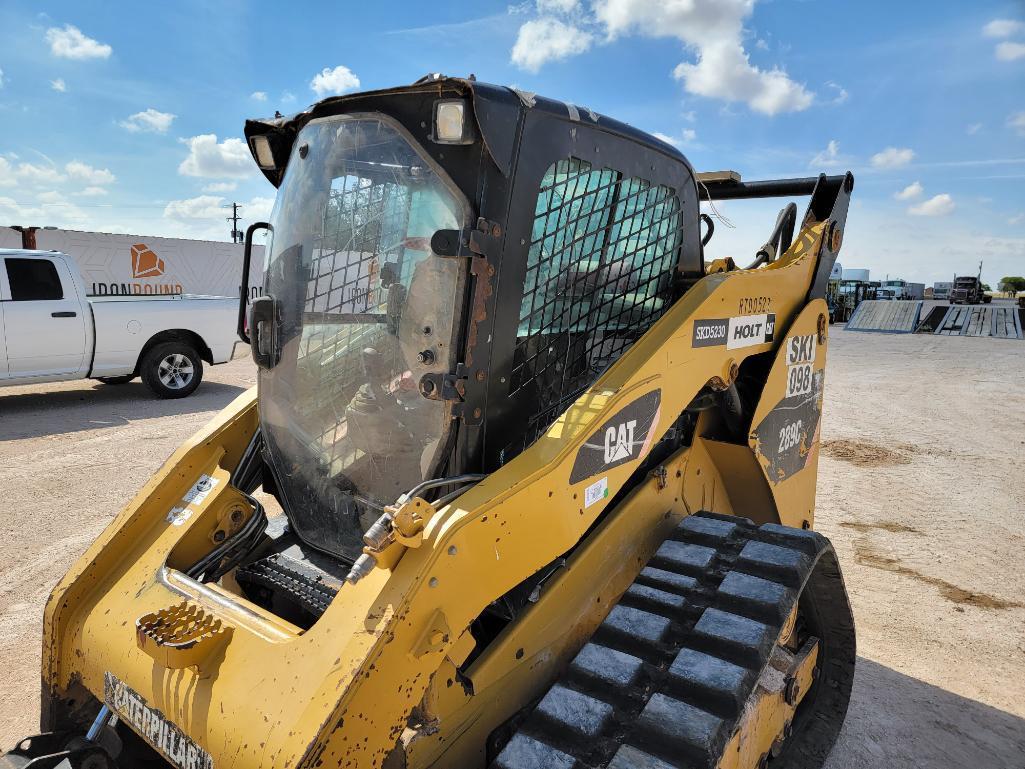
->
xmin=693 ymin=314 xmax=776 ymax=350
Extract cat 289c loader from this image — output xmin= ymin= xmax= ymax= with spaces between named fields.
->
xmin=3 ymin=76 xmax=855 ymax=769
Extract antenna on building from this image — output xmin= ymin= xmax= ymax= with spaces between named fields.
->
xmin=225 ymin=202 xmax=243 ymax=243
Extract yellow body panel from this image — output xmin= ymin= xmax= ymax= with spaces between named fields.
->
xmin=40 ymin=223 xmax=833 ymax=769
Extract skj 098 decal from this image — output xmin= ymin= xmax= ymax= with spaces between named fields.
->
xmin=784 ymin=334 xmax=816 ymax=397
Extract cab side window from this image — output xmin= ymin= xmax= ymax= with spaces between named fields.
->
xmin=509 ymin=157 xmax=682 ymax=448
xmin=5 ymin=258 xmax=64 ymax=301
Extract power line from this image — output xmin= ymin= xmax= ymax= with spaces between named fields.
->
xmin=225 ymin=202 xmax=243 ymax=243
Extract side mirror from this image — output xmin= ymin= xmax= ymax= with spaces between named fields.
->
xmin=238 ymin=222 xmax=270 ymax=343
xmin=249 ymin=296 xmax=279 ymax=370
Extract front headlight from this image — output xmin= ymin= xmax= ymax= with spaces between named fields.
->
xmin=432 ymin=99 xmax=474 ymax=145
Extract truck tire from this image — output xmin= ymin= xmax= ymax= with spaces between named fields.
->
xmin=140 ymin=342 xmax=203 ymax=399
xmin=96 ymin=375 xmax=135 ymax=385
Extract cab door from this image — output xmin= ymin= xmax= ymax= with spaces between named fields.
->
xmin=1 ymin=256 xmax=89 ymax=378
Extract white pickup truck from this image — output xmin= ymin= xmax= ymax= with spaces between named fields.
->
xmin=0 ymin=249 xmax=238 ymax=398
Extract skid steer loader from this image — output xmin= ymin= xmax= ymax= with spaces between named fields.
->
xmin=3 ymin=76 xmax=855 ymax=769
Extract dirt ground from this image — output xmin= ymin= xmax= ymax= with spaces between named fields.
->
xmin=1 ymin=330 xmax=1024 ymax=767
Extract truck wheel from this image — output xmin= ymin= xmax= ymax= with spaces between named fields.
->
xmin=97 ymin=375 xmax=135 ymax=385
xmin=141 ymin=342 xmax=203 ymax=399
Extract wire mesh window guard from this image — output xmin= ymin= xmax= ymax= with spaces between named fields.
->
xmin=508 ymin=157 xmax=682 ymax=455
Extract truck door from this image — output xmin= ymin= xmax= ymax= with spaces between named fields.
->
xmin=0 ymin=298 xmax=7 ymax=379
xmin=1 ymin=256 xmax=88 ymax=378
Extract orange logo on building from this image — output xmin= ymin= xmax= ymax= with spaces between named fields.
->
xmin=130 ymin=244 xmax=165 ymax=278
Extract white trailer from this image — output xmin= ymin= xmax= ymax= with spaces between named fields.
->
xmin=0 ymin=227 xmax=265 ymax=301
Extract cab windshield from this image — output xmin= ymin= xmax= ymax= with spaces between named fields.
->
xmin=259 ymin=115 xmax=467 ymax=561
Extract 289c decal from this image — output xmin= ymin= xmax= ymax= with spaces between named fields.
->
xmin=778 ymin=420 xmax=804 ymax=453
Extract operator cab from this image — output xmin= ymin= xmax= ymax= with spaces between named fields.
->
xmin=242 ymin=76 xmax=703 ymax=567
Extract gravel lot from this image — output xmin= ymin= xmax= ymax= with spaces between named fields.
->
xmin=1 ymin=329 xmax=1023 ymax=766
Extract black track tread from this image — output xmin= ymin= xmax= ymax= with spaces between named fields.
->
xmin=489 ymin=512 xmax=855 ymax=769
xmin=235 ymin=555 xmax=338 ymax=615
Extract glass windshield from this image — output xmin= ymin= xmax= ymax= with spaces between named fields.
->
xmin=259 ymin=115 xmax=467 ymax=561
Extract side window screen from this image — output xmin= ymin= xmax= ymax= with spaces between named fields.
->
xmin=510 ymin=157 xmax=682 ymax=452
xmin=6 ymin=258 xmax=64 ymax=301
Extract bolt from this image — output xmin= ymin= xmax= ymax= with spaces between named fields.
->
xmin=417 ymin=349 xmax=436 ymax=365
xmin=473 ymin=407 xmax=482 ymax=419
xmin=784 ymin=675 xmax=799 ymax=706
xmin=448 ymin=546 xmax=457 ymax=556
xmin=491 ymin=223 xmax=502 ymax=237
xmin=831 ymin=225 xmax=843 ymax=252
xmin=422 ymin=325 xmax=432 ymax=336
xmin=230 ymin=509 xmax=244 ymax=524
xmin=213 ymin=530 xmax=226 ymax=543
xmin=429 ymin=577 xmax=439 ymax=588
xmin=421 ymin=379 xmax=436 ymax=395
xmin=475 ymin=369 xmax=486 ymax=381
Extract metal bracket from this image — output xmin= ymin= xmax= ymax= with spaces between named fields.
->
xmin=420 ymin=363 xmax=469 ymax=403
xmin=468 ymin=217 xmax=502 ymax=257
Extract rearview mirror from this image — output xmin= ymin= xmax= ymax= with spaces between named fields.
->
xmin=238 ymin=222 xmax=270 ymax=343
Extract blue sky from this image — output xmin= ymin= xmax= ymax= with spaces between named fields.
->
xmin=0 ymin=0 xmax=1023 ymax=285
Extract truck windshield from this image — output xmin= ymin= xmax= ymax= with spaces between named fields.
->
xmin=258 ymin=115 xmax=467 ymax=561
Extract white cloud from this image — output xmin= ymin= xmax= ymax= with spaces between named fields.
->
xmin=894 ymin=181 xmax=923 ymax=200
xmin=178 ymin=134 xmax=254 ymax=178
xmin=755 ymin=38 xmax=769 ymax=51
xmin=50 ymin=78 xmax=66 ymax=92
xmin=983 ymin=19 xmax=1025 ymax=38
xmin=1009 ymin=212 xmax=1024 ymax=225
xmin=45 ymin=24 xmax=112 ymax=60
xmin=870 ymin=146 xmax=915 ymax=168
xmin=1009 ymin=111 xmax=1025 ymax=137
xmin=310 ymin=65 xmax=361 ymax=97
xmin=203 ymin=181 xmax=237 ymax=193
xmin=163 ymin=194 xmax=275 ymax=238
xmin=76 ymin=186 xmax=108 ymax=197
xmin=810 ymin=139 xmax=851 ymax=169
xmin=0 ymin=190 xmax=87 ymax=224
xmin=996 ymin=41 xmax=1025 ymax=61
xmin=512 ymin=18 xmax=594 ymax=72
xmin=250 ymin=91 xmax=268 ymax=101
xmin=120 ymin=108 xmax=176 ymax=134
xmin=65 ymin=160 xmax=115 ymax=185
xmin=966 ymin=122 xmax=983 ymax=135
xmin=0 ymin=158 xmax=114 ymax=191
xmin=163 ymin=195 xmax=227 ymax=222
xmin=908 ymin=193 xmax=954 ymax=217
xmin=591 ymin=0 xmax=813 ymax=115
xmin=13 ymin=162 xmax=66 ymax=185
xmin=246 ymin=196 xmax=274 ymax=222
xmin=825 ymin=81 xmax=848 ymax=105
xmin=537 ymin=0 xmax=580 ymax=12
xmin=653 ymin=129 xmax=697 ymax=146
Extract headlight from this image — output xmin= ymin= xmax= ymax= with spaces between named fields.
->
xmin=249 ymin=135 xmax=277 ymax=170
xmin=432 ymin=99 xmax=474 ymax=145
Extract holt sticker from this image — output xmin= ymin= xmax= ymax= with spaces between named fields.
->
xmin=693 ymin=314 xmax=776 ymax=349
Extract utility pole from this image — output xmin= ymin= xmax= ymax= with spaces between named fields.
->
xmin=225 ymin=202 xmax=243 ymax=243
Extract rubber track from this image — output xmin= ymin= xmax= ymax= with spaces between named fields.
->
xmin=491 ymin=512 xmax=846 ymax=769
xmin=236 ymin=554 xmax=339 ymax=616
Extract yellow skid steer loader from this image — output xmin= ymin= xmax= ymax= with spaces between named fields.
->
xmin=3 ymin=76 xmax=855 ymax=769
